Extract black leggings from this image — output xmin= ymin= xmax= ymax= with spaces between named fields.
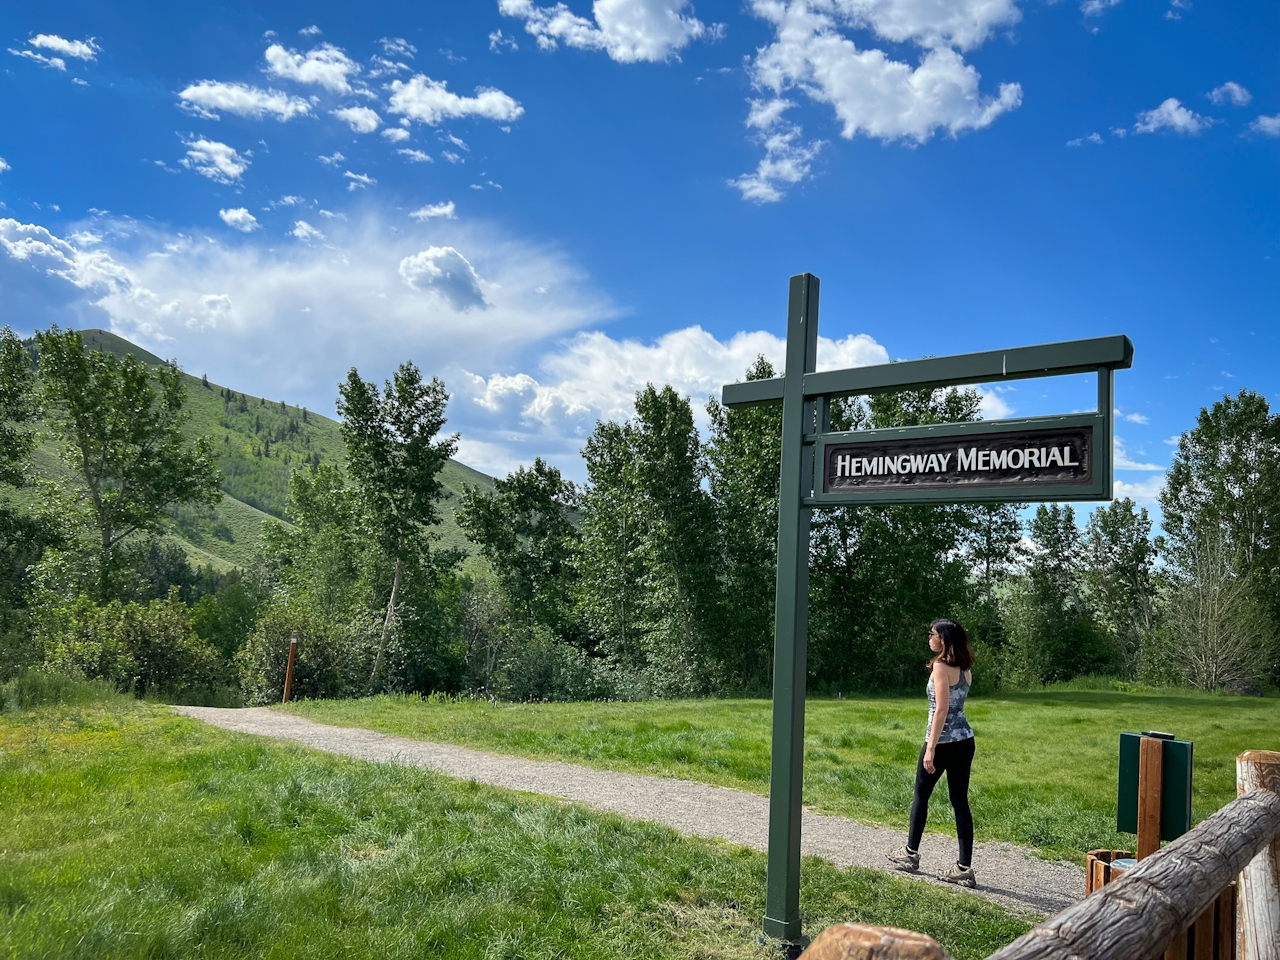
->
xmin=907 ymin=737 xmax=975 ymax=866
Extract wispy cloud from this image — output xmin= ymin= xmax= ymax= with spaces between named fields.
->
xmin=218 ymin=207 xmax=261 ymax=232
xmin=180 ymin=138 xmax=251 ymax=184
xmin=178 ymin=81 xmax=311 ymax=121
xmin=331 ymin=105 xmax=381 ymax=133
xmin=410 ymin=202 xmax=457 ymax=221
xmin=29 ymin=34 xmax=100 ymax=60
xmin=387 ymin=75 xmax=523 ymax=126
xmin=1208 ymin=81 xmax=1251 ymax=107
xmin=1134 ymin=98 xmax=1213 ymax=135
xmin=265 ymin=42 xmax=360 ymax=93
xmin=497 ymin=0 xmax=711 ymax=63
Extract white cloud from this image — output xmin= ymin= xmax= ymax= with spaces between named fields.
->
xmin=730 ymin=119 xmax=823 ymax=203
xmin=489 ymin=29 xmax=520 ymax=53
xmin=219 ymin=207 xmax=261 ymax=232
xmin=398 ymin=148 xmax=435 ymax=162
xmin=331 ymin=105 xmax=382 ymax=133
xmin=1208 ymin=81 xmax=1251 ymax=107
xmin=8 ymin=49 xmax=66 ymax=70
xmin=399 ymin=246 xmax=487 ymax=310
xmin=299 ymin=25 xmax=322 ymax=36
xmin=1119 ymin=410 xmax=1149 ymax=424
xmin=379 ymin=37 xmax=417 ymax=57
xmin=387 ymin=74 xmax=524 ymax=125
xmin=29 ymin=34 xmax=100 ymax=60
xmin=264 ymin=43 xmax=360 ymax=93
xmin=382 ymin=127 xmax=411 ymax=142
xmin=464 ymin=326 xmax=887 ymax=430
xmin=368 ymin=56 xmax=410 ymax=78
xmin=1113 ymin=474 xmax=1165 ymax=506
xmin=1134 ymin=98 xmax=1213 ymax=135
xmin=442 ymin=150 xmax=464 ymax=164
xmin=735 ymin=0 xmax=1022 ymax=199
xmin=272 ymin=195 xmax=305 ymax=207
xmin=1250 ymin=114 xmax=1280 ymax=138
xmin=1067 ymin=132 xmax=1103 ymax=146
xmin=1 ymin=214 xmax=608 ymax=405
xmin=290 ymin=220 xmax=324 ymax=241
xmin=180 ymin=139 xmax=251 ymax=184
xmin=410 ymin=202 xmax=457 ymax=220
xmin=0 ymin=158 xmax=9 ymax=174
xmin=178 ymin=81 xmax=312 ymax=121
xmin=318 ymin=151 xmax=345 ymax=166
xmin=1114 ymin=438 xmax=1162 ymax=471
xmin=1081 ymin=0 xmax=1121 ymax=16
xmin=498 ymin=0 xmax=711 ymax=63
xmin=344 ymin=171 xmax=376 ymax=191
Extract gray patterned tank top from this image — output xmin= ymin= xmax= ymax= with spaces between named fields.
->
xmin=926 ymin=670 xmax=974 ymax=744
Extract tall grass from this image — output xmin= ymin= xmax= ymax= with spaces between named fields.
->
xmin=0 ymin=668 xmax=120 ymax=712
xmin=0 ymin=696 xmax=1029 ymax=960
xmin=283 ymin=685 xmax=1279 ymax=862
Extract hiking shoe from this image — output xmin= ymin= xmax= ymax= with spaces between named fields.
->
xmin=937 ymin=862 xmax=977 ymax=888
xmin=886 ymin=846 xmax=920 ymax=872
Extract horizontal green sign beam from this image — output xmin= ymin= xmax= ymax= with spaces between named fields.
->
xmin=722 ymin=334 xmax=1134 ymax=409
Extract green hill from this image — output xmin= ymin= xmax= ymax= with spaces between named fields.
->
xmin=28 ymin=330 xmax=497 ymax=572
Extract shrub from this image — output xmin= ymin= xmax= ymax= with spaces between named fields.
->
xmin=36 ymin=589 xmax=216 ymax=697
xmin=238 ymin=592 xmax=366 ymax=704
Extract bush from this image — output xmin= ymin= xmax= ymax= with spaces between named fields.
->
xmin=238 ymin=592 xmax=369 ymax=704
xmin=36 ymin=589 xmax=216 ymax=697
xmin=489 ymin=627 xmax=616 ymax=702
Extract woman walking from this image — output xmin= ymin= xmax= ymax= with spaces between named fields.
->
xmin=887 ymin=618 xmax=977 ymax=888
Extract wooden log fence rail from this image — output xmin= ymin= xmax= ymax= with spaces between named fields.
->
xmin=801 ymin=751 xmax=1280 ymax=960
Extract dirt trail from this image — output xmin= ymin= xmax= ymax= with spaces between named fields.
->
xmin=174 ymin=705 xmax=1084 ymax=918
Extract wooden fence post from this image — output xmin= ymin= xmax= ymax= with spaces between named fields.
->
xmin=1238 ymin=750 xmax=1280 ymax=960
xmin=283 ymin=631 xmax=298 ymax=703
xmin=1138 ymin=735 xmax=1164 ymax=860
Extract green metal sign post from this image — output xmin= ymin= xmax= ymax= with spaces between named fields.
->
xmin=721 ymin=273 xmax=1134 ymax=948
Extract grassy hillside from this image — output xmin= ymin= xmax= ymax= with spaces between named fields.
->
xmin=28 ymin=330 xmax=497 ymax=571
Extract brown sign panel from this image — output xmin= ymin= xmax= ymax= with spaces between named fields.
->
xmin=822 ymin=425 xmax=1093 ymax=494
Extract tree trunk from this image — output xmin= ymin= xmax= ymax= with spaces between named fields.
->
xmin=370 ymin=556 xmax=403 ymax=686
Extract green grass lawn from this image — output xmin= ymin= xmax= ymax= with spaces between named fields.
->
xmin=0 ymin=689 xmax=1030 ymax=960
xmin=281 ymin=685 xmax=1279 ymax=863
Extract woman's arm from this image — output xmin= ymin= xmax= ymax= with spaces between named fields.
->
xmin=924 ymin=661 xmax=949 ymax=773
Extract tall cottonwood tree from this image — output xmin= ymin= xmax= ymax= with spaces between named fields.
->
xmin=0 ymin=327 xmax=35 ymax=487
xmin=35 ymin=327 xmax=221 ymax=598
xmin=458 ymin=458 xmax=581 ymax=638
xmin=578 ymin=420 xmax=646 ymax=671
xmin=1160 ymin=390 xmax=1279 ymax=682
xmin=577 ymin=386 xmax=721 ymax=694
xmin=336 ymin=362 xmax=457 ymax=685
xmin=705 ymin=356 xmax=782 ymax=689
xmin=1082 ymin=498 xmax=1159 ymax=676
xmin=807 ymin=386 xmax=995 ymax=690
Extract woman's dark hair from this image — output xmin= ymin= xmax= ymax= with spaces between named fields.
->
xmin=930 ymin=619 xmax=974 ymax=671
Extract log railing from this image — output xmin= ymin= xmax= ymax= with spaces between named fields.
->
xmin=802 ymin=751 xmax=1280 ymax=960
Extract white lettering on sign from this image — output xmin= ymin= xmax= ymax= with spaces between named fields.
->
xmin=828 ymin=439 xmax=1084 ymax=484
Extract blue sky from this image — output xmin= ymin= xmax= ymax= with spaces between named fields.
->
xmin=1 ymin=0 xmax=1276 ymax=518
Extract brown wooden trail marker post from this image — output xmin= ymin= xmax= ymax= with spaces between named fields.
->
xmin=720 ymin=273 xmax=1132 ymax=951
xmin=283 ymin=631 xmax=298 ymax=703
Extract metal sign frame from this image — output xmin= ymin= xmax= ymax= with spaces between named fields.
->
xmin=720 ymin=273 xmax=1133 ymax=946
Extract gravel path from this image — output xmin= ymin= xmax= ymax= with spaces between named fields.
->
xmin=173 ymin=706 xmax=1083 ymax=918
